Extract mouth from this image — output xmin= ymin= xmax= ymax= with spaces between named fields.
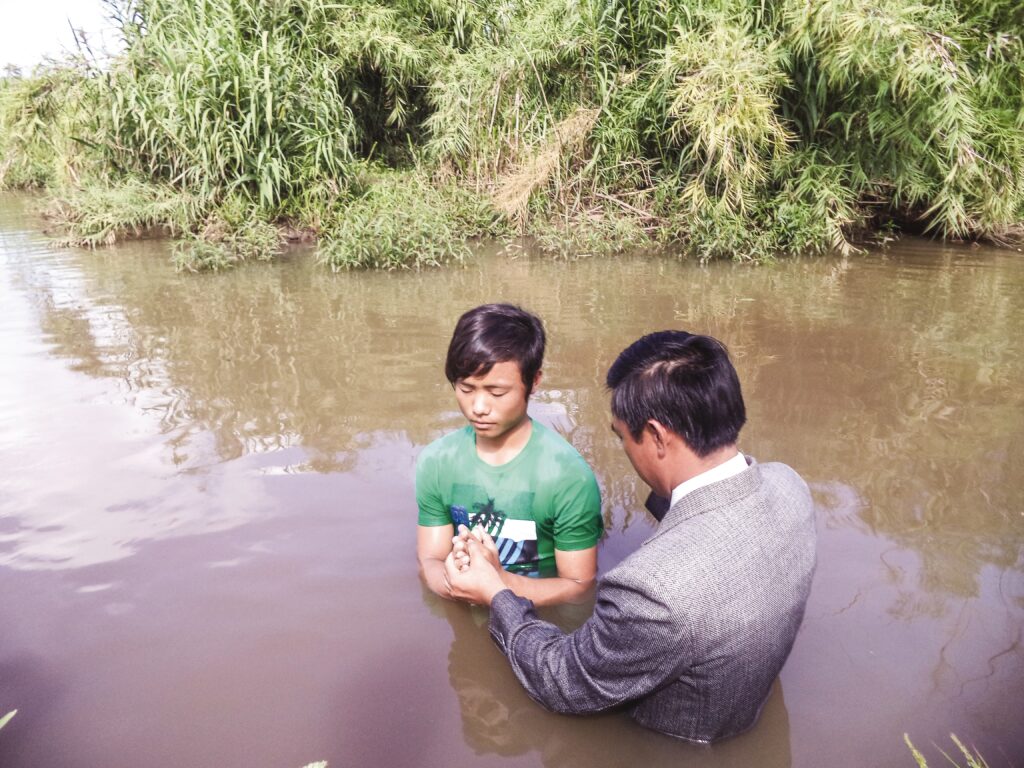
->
xmin=471 ymin=421 xmax=495 ymax=429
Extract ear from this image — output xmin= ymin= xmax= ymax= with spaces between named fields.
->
xmin=531 ymin=369 xmax=543 ymax=393
xmin=645 ymin=420 xmax=671 ymax=457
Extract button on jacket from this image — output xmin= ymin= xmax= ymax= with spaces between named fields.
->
xmin=488 ymin=459 xmax=817 ymax=743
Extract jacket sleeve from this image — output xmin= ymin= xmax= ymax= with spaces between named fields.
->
xmin=487 ymin=567 xmax=691 ymax=714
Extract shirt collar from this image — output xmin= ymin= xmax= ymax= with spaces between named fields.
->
xmin=669 ymin=452 xmax=749 ymax=509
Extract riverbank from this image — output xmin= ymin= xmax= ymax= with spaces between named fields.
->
xmin=2 ymin=0 xmax=1022 ymax=269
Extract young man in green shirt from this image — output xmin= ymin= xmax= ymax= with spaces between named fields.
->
xmin=416 ymin=304 xmax=603 ymax=606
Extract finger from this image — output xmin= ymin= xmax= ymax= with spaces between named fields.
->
xmin=468 ymin=532 xmax=491 ymax=557
xmin=481 ymin=530 xmax=499 ymax=553
xmin=465 ymin=536 xmax=488 ymax=559
xmin=471 ymin=525 xmax=486 ymax=542
xmin=443 ymin=552 xmax=461 ymax=582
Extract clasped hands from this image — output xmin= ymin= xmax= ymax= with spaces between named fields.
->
xmin=442 ymin=525 xmax=507 ymax=606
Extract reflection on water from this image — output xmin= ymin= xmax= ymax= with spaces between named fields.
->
xmin=0 ymin=192 xmax=1022 ymax=767
xmin=436 ymin=595 xmax=792 ymax=767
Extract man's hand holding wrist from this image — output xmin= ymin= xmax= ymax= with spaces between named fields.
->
xmin=444 ymin=537 xmax=507 ymax=606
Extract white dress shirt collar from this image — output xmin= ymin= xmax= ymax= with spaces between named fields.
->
xmin=669 ymin=452 xmax=749 ymax=509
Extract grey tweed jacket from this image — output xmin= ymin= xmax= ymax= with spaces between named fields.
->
xmin=488 ymin=457 xmax=817 ymax=743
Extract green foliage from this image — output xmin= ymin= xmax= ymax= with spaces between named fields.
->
xmin=104 ymin=0 xmax=364 ymax=208
xmin=771 ymin=148 xmax=861 ymax=255
xmin=173 ymin=201 xmax=282 ymax=272
xmin=1 ymin=0 xmax=1022 ymax=266
xmin=47 ymin=178 xmax=210 ymax=246
xmin=659 ymin=8 xmax=791 ymax=217
xmin=532 ymin=204 xmax=653 ymax=258
xmin=317 ymin=169 xmax=501 ymax=269
xmin=0 ymin=75 xmax=57 ymax=188
xmin=0 ymin=61 xmax=103 ymax=189
xmin=424 ymin=0 xmax=1024 ymax=257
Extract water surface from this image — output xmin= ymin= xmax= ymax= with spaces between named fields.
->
xmin=1 ymin=193 xmax=1022 ymax=767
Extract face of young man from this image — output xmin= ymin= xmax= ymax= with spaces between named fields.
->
xmin=454 ymin=360 xmax=535 ymax=444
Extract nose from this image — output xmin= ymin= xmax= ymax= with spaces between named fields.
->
xmin=472 ymin=392 xmax=490 ymax=416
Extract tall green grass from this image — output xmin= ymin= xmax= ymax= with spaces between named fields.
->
xmin=1 ymin=0 xmax=1022 ymax=267
xmin=104 ymin=0 xmax=362 ymax=210
xmin=0 ymin=60 xmax=105 ymax=189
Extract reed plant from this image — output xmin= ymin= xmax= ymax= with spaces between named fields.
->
xmin=103 ymin=0 xmax=365 ymax=209
xmin=905 ymin=733 xmax=989 ymax=768
xmin=0 ymin=0 xmax=1021 ymax=266
xmin=0 ymin=60 xmax=105 ymax=189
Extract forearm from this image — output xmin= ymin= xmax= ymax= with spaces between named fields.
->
xmin=488 ymin=572 xmax=686 ymax=715
xmin=417 ymin=523 xmax=457 ymax=599
xmin=418 ymin=557 xmax=452 ymax=599
xmin=488 ymin=590 xmax=616 ymax=714
xmin=498 ymin=570 xmax=594 ymax=606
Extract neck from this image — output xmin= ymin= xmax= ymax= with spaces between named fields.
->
xmin=476 ymin=416 xmax=533 ymax=466
xmin=664 ymin=444 xmax=739 ymax=492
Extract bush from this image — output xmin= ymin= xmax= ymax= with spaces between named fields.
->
xmin=318 ymin=170 xmax=501 ymax=270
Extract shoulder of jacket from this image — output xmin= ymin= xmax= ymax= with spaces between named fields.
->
xmin=757 ymin=462 xmax=811 ymax=494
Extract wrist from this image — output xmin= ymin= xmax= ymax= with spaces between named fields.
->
xmin=483 ymin=582 xmax=508 ymax=606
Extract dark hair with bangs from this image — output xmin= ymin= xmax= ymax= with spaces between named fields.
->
xmin=606 ymin=331 xmax=746 ymax=457
xmin=445 ymin=304 xmax=546 ymax=394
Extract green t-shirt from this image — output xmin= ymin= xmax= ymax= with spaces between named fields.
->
xmin=416 ymin=420 xmax=603 ymax=577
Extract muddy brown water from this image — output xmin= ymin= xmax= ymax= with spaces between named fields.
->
xmin=1 ymin=192 xmax=1022 ymax=768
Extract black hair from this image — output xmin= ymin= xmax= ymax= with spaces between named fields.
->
xmin=445 ymin=304 xmax=546 ymax=394
xmin=606 ymin=331 xmax=746 ymax=457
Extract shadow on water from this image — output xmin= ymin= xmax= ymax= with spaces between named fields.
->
xmin=1 ymin=192 xmax=1022 ymax=767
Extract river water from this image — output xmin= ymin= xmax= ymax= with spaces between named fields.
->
xmin=0 ymin=192 xmax=1021 ymax=767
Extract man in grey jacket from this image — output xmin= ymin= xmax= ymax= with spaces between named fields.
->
xmin=444 ymin=330 xmax=817 ymax=744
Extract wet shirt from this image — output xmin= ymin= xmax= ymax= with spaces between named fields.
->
xmin=416 ymin=421 xmax=602 ymax=576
